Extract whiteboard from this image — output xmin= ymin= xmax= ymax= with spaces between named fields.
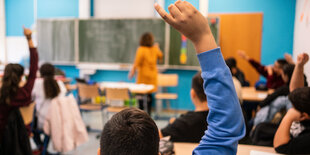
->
xmin=293 ymin=0 xmax=310 ymax=85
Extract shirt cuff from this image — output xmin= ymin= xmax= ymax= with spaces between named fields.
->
xmin=197 ymin=48 xmax=226 ymax=72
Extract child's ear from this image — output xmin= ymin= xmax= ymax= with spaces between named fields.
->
xmin=97 ymin=148 xmax=100 ymax=155
xmin=300 ymin=112 xmax=310 ymax=121
xmin=190 ymin=89 xmax=196 ymax=98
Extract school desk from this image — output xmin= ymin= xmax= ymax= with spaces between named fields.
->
xmin=66 ymin=84 xmax=77 ymax=91
xmin=100 ymin=82 xmax=154 ymax=112
xmin=174 ymin=143 xmax=278 ymax=155
xmin=242 ymin=87 xmax=274 ymax=102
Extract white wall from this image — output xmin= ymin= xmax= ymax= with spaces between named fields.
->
xmin=0 ymin=0 xmax=6 ymax=64
xmin=6 ymin=37 xmax=29 ymax=64
xmin=293 ymin=0 xmax=310 ymax=84
xmin=94 ymin=0 xmax=157 ymax=18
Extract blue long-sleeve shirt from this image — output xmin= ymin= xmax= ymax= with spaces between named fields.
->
xmin=193 ymin=48 xmax=246 ymax=155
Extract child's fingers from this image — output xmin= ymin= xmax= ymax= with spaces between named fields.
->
xmin=175 ymin=0 xmax=188 ymax=13
xmin=183 ymin=1 xmax=197 ymax=11
xmin=155 ymin=3 xmax=175 ymax=24
xmin=168 ymin=4 xmax=182 ymax=19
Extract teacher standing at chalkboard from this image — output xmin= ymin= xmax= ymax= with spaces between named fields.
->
xmin=128 ymin=32 xmax=163 ymax=115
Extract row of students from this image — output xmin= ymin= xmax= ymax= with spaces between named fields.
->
xmin=273 ymin=53 xmax=310 ymax=154
xmin=0 ymin=28 xmax=69 ymax=154
xmin=99 ymin=1 xmax=246 ymax=154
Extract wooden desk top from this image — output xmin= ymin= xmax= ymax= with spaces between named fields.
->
xmin=100 ymin=82 xmax=154 ymax=94
xmin=174 ymin=143 xmax=278 ymax=155
xmin=242 ymin=87 xmax=274 ymax=102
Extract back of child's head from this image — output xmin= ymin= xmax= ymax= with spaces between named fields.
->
xmin=192 ymin=72 xmax=207 ymax=102
xmin=276 ymin=59 xmax=289 ymax=69
xmin=289 ymin=87 xmax=310 ymax=115
xmin=0 ymin=64 xmax=24 ymax=105
xmin=225 ymin=58 xmax=237 ymax=69
xmin=40 ymin=63 xmax=55 ymax=77
xmin=100 ymin=108 xmax=159 ymax=155
xmin=40 ymin=63 xmax=60 ymax=99
xmin=140 ymin=32 xmax=154 ymax=47
xmin=282 ymin=64 xmax=295 ymax=85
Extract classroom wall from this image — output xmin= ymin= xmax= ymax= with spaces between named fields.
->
xmin=3 ymin=0 xmax=298 ymax=110
xmin=0 ymin=0 xmax=5 ymax=63
xmin=208 ymin=0 xmax=296 ymax=65
xmin=94 ymin=0 xmax=156 ymax=18
xmin=4 ymin=0 xmax=79 ymax=63
xmin=293 ymin=0 xmax=310 ymax=85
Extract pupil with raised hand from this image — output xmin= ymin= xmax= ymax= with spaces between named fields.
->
xmin=155 ymin=1 xmax=246 ymax=154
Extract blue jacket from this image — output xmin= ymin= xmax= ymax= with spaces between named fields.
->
xmin=193 ymin=48 xmax=246 ymax=155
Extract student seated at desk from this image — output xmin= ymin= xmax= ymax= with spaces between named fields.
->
xmin=98 ymin=1 xmax=245 ymax=154
xmin=159 ymin=72 xmax=209 ymax=143
xmin=238 ymin=50 xmax=288 ymax=89
xmin=274 ymin=53 xmax=310 ymax=154
xmin=225 ymin=57 xmax=249 ymax=87
xmin=0 ymin=27 xmax=38 ymax=154
xmin=32 ymin=63 xmax=67 ymax=129
xmin=225 ymin=59 xmax=243 ymax=102
xmin=253 ymin=64 xmax=295 ymax=126
xmin=32 ymin=63 xmax=67 ymax=150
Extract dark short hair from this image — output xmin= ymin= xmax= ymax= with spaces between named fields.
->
xmin=225 ymin=57 xmax=237 ymax=69
xmin=140 ymin=32 xmax=154 ymax=47
xmin=192 ymin=72 xmax=207 ymax=102
xmin=289 ymin=87 xmax=310 ymax=115
xmin=282 ymin=64 xmax=295 ymax=85
xmin=100 ymin=108 xmax=159 ymax=155
xmin=276 ymin=59 xmax=288 ymax=69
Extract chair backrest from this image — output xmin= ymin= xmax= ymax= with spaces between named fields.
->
xmin=106 ymin=88 xmax=130 ymax=100
xmin=157 ymin=74 xmax=178 ymax=87
xmin=19 ymin=102 xmax=35 ymax=125
xmin=77 ymin=83 xmax=100 ymax=98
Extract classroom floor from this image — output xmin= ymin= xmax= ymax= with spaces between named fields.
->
xmin=30 ymin=110 xmax=174 ymax=154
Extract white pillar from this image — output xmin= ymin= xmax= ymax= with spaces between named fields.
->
xmin=0 ymin=0 xmax=7 ymax=64
xmin=79 ymin=0 xmax=90 ymax=18
xmin=199 ymin=0 xmax=209 ymax=17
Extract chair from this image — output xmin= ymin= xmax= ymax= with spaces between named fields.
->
xmin=105 ymin=88 xmax=131 ymax=119
xmin=77 ymin=83 xmax=106 ymax=132
xmin=155 ymin=74 xmax=178 ymax=116
xmin=19 ymin=102 xmax=35 ymax=125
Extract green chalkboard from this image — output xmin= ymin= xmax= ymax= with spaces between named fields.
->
xmin=169 ymin=17 xmax=219 ymax=66
xmin=37 ymin=19 xmax=76 ymax=63
xmin=79 ymin=19 xmax=166 ymax=63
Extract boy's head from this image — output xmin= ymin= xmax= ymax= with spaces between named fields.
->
xmin=273 ymin=59 xmax=288 ymax=75
xmin=191 ymin=72 xmax=207 ymax=105
xmin=225 ymin=58 xmax=237 ymax=74
xmin=281 ymin=64 xmax=295 ymax=85
xmin=99 ymin=108 xmax=159 ymax=155
xmin=289 ymin=87 xmax=310 ymax=120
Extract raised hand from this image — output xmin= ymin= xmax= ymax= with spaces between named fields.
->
xmin=23 ymin=26 xmax=34 ymax=48
xmin=23 ymin=26 xmax=32 ymax=40
xmin=154 ymin=0 xmax=217 ymax=53
xmin=237 ymin=50 xmax=250 ymax=61
xmin=297 ymin=53 xmax=309 ymax=67
xmin=284 ymin=53 xmax=294 ymax=64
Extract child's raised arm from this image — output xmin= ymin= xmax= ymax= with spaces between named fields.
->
xmin=155 ymin=1 xmax=245 ymax=154
xmin=290 ymin=53 xmax=309 ymax=92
